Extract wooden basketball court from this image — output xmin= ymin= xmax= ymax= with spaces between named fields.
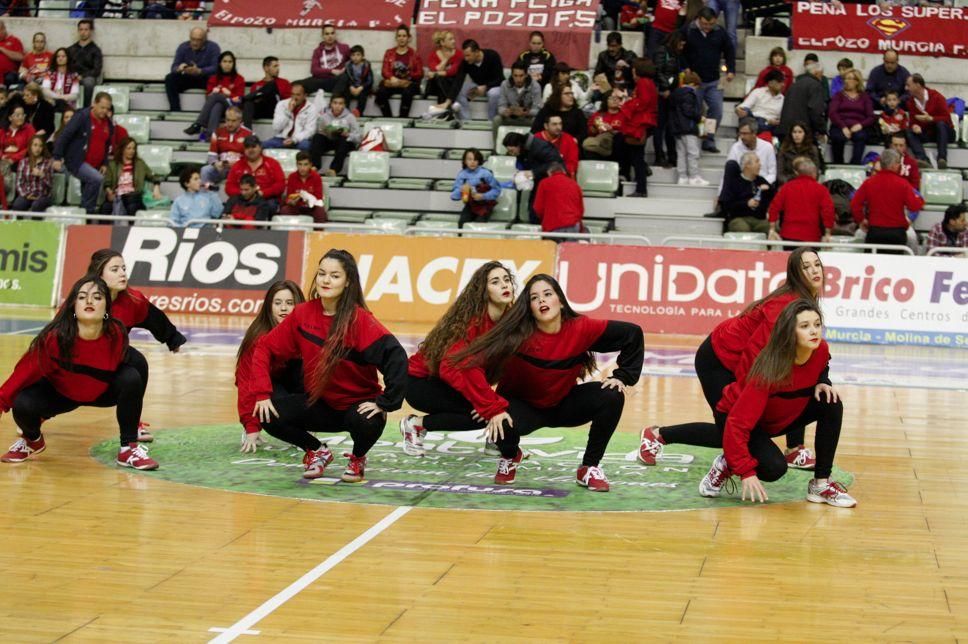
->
xmin=0 ymin=310 xmax=965 ymax=642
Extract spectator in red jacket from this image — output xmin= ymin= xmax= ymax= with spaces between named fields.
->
xmin=200 ymin=106 xmax=251 ymax=187
xmin=888 ymin=131 xmax=919 ymax=190
xmin=535 ymin=114 xmax=579 ymax=177
xmin=768 ymin=156 xmax=834 ymax=243
xmin=375 ymin=25 xmax=423 ymax=119
xmin=905 ymin=74 xmax=955 ymax=169
xmin=617 ymin=58 xmax=658 ymax=197
xmin=425 ymin=30 xmax=462 ymax=104
xmin=225 ymin=135 xmax=285 ymax=211
xmin=533 ymin=162 xmax=584 ymax=234
xmin=298 ymin=24 xmax=350 ymax=96
xmin=185 ymin=51 xmax=245 ymax=138
xmin=851 ymin=148 xmax=925 ymax=253
xmin=0 ymin=20 xmax=24 ymax=88
xmin=280 ymin=151 xmax=326 ymax=222
xmin=1 ymin=104 xmax=35 ymax=201
xmin=752 ymin=46 xmax=793 ymax=94
xmin=241 ymin=56 xmax=292 ymax=128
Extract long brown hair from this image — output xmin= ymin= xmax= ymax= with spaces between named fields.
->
xmin=26 ymin=134 xmax=50 ymax=168
xmin=308 ymin=249 xmax=368 ymax=402
xmin=419 ymin=261 xmax=515 ymax=375
xmin=113 ymin=136 xmax=138 ymax=165
xmin=450 ymin=273 xmax=595 ymax=382
xmin=31 ymin=277 xmax=127 ymax=368
xmin=779 ymin=121 xmax=817 ymax=155
xmin=743 ymin=247 xmax=822 ymax=314
xmin=236 ymin=280 xmax=306 ymax=365
xmin=748 ymin=299 xmax=823 ymax=387
xmin=87 ymin=248 xmax=122 ymax=280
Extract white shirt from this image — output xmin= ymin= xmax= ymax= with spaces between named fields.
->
xmin=725 ymin=138 xmax=777 ymax=184
xmin=738 ymin=87 xmax=785 ymax=123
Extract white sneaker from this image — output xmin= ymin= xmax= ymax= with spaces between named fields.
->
xmin=807 ymin=479 xmax=857 ymax=508
xmin=399 ymin=415 xmax=425 ymax=456
xmin=688 ymin=176 xmax=710 ymax=187
xmin=699 ymin=454 xmax=732 ymax=497
xmin=677 ymin=177 xmax=689 ymax=186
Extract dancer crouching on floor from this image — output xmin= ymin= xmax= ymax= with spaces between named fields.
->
xmin=235 ymin=280 xmax=305 ymax=453
xmin=0 ymin=277 xmax=158 ymax=469
xmin=452 ymin=274 xmax=644 ymax=492
xmin=642 ymin=300 xmax=855 ymax=507
xmin=401 ymin=260 xmax=515 ymax=456
xmin=251 ymin=250 xmax=408 ymax=482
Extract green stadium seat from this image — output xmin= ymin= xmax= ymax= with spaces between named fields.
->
xmin=822 ymin=165 xmax=866 ymax=190
xmin=327 ymin=209 xmax=372 ymax=223
xmin=510 ymin=223 xmax=542 ymax=239
xmin=271 ymin=214 xmax=315 ymax=230
xmin=577 ymin=160 xmax=620 ymax=197
xmin=722 ymin=231 xmax=767 ymax=250
xmin=387 ymin=178 xmax=432 ymax=190
xmin=462 ymin=120 xmax=493 ymax=131
xmin=346 ymin=151 xmax=391 ymax=187
xmin=827 ymin=235 xmax=865 ymax=253
xmin=495 ymin=125 xmax=531 ymax=155
xmin=140 ymin=145 xmax=174 ymax=178
xmin=585 ymin=220 xmax=610 ymax=234
xmin=489 ymin=189 xmax=517 ymax=222
xmin=920 ymin=170 xmax=964 ymax=206
xmin=371 ymin=210 xmax=419 ymax=224
xmin=94 ymin=85 xmax=130 ymax=114
xmin=364 ymin=121 xmax=404 ymax=153
xmin=414 ymin=219 xmax=459 ymax=237
xmin=115 ymin=114 xmax=150 ymax=144
xmin=365 ymin=218 xmax=409 ymax=234
xmin=463 ymin=221 xmax=508 ymax=238
xmin=133 ymin=209 xmax=171 ymax=227
xmin=446 ymin=148 xmax=491 ymax=161
xmin=434 ymin=179 xmax=454 ymax=191
xmin=51 ymin=172 xmax=67 ymax=205
xmin=66 ymin=176 xmax=82 ymax=206
xmin=44 ymin=206 xmax=87 ymax=225
xmin=484 ymin=155 xmax=517 ymax=183
xmin=401 ymin=147 xmax=445 ymax=159
xmin=421 ymin=212 xmax=460 ymax=222
xmin=414 ymin=119 xmax=459 ymax=130
xmin=263 ymin=148 xmax=299 ymax=175
xmin=321 ymin=174 xmax=343 ymax=188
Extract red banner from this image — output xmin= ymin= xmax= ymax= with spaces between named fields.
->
xmin=208 ymin=0 xmax=417 ymax=29
xmin=792 ymin=1 xmax=968 ymax=58
xmin=416 ymin=0 xmax=596 ymax=70
xmin=556 ymin=245 xmax=788 ymax=336
xmin=60 ymin=225 xmax=305 ymax=316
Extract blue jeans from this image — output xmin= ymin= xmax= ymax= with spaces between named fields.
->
xmin=263 ymin=137 xmax=311 ymax=151
xmin=455 ymin=76 xmax=502 ymax=121
xmin=74 ymin=162 xmax=104 ymax=214
xmin=696 ymin=80 xmax=723 ymax=143
xmin=707 ymin=0 xmax=740 ymax=52
xmin=906 ymin=123 xmax=955 ymax=162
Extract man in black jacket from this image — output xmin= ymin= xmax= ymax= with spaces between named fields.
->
xmin=594 ymin=32 xmax=637 ymax=92
xmin=503 ymin=131 xmax=564 ymax=224
xmin=52 ymin=92 xmax=114 ymax=214
xmin=779 ymin=61 xmax=828 ymax=143
xmin=66 ymin=19 xmax=102 ymax=108
xmin=683 ymin=8 xmax=735 ymax=153
xmin=447 ymin=40 xmax=504 ymax=122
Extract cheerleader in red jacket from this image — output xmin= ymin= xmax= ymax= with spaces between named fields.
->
xmin=639 ymin=246 xmax=824 ymax=469
xmin=252 ymin=249 xmax=408 ymax=482
xmin=235 ymin=279 xmax=305 ymax=453
xmin=87 ymin=249 xmax=187 ymax=442
xmin=453 ymin=274 xmax=644 ymax=492
xmin=647 ymin=300 xmax=855 ymax=507
xmin=0 ymin=277 xmax=158 ymax=470
xmin=401 ymin=260 xmax=514 ymax=456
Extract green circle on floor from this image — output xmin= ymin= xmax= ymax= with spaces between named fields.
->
xmin=90 ymin=424 xmax=854 ymax=512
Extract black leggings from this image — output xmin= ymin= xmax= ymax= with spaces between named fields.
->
xmin=127 ymin=346 xmax=149 ymax=399
xmin=496 ymin=382 xmax=625 ymax=466
xmin=695 ymin=335 xmax=805 ymax=449
xmin=660 ymin=397 xmax=843 ymax=480
xmin=405 ymin=375 xmax=484 ymax=432
xmin=11 ymin=366 xmax=145 ymax=445
xmin=261 ymin=389 xmax=385 ymax=457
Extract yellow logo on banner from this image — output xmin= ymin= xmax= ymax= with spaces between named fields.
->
xmin=867 ymin=17 xmax=910 ymax=38
xmin=302 ymin=233 xmax=557 ymax=323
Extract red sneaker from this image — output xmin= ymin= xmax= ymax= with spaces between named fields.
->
xmin=785 ymin=445 xmax=816 ymax=470
xmin=116 ymin=443 xmax=159 ymax=470
xmin=137 ymin=422 xmax=154 ymax=443
xmin=576 ymin=465 xmax=610 ymax=492
xmin=494 ymin=450 xmax=524 ymax=485
xmin=341 ymin=452 xmax=366 ymax=483
xmin=638 ymin=425 xmax=664 ymax=466
xmin=302 ymin=446 xmax=334 ymax=479
xmin=2 ymin=434 xmax=46 ymax=463
xmin=399 ymin=414 xmax=425 ymax=456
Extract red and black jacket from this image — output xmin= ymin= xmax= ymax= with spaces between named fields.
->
xmin=251 ymin=301 xmax=407 ymax=412
xmin=0 ymin=330 xmax=127 ymax=411
xmin=236 ymin=334 xmax=297 ymax=434
xmin=710 ymin=292 xmax=798 ymax=382
xmin=111 ymin=287 xmax=186 ymax=352
xmin=497 ymin=317 xmax=644 ymax=409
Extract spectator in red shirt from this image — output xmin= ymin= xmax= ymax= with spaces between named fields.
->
xmin=586 ymin=91 xmax=625 ymax=164
xmin=299 ymin=24 xmax=350 ymax=96
xmin=375 ymin=25 xmax=423 ymax=119
xmin=1 ymin=104 xmax=34 ymax=202
xmin=752 ymin=46 xmax=794 ymax=94
xmin=617 ymin=58 xmax=658 ymax=197
xmin=225 ymin=134 xmax=285 ymax=211
xmin=905 ymin=73 xmax=955 ymax=169
xmin=280 ymin=151 xmax=326 ymax=222
xmin=18 ymin=32 xmax=50 ymax=86
xmin=533 ymin=162 xmax=584 ymax=234
xmin=887 ymin=131 xmax=919 ymax=190
xmin=0 ymin=21 xmax=24 ymax=88
xmin=768 ymin=156 xmax=834 ymax=243
xmin=851 ymin=148 xmax=925 ymax=253
xmin=52 ymin=92 xmax=114 ymax=214
xmin=535 ymin=115 xmax=579 ymax=177
xmin=185 ymin=51 xmax=245 ymax=138
xmin=647 ymin=0 xmax=684 ymax=58
xmin=200 ymin=106 xmax=251 ymax=187
xmin=425 ymin=31 xmax=461 ymax=105
xmin=240 ymin=56 xmax=292 ymax=129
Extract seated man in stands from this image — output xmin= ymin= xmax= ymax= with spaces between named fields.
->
xmin=719 ymin=152 xmax=773 ymax=234
xmin=436 ymin=40 xmax=504 ymax=121
xmin=768 ymin=156 xmax=834 ymax=243
xmin=534 ymin=114 xmax=578 ymax=177
xmin=926 ymin=203 xmax=968 ymax=254
xmin=502 ymin=130 xmax=563 ymax=224
xmin=225 ymin=134 xmax=286 ymax=213
xmin=904 ymin=74 xmax=955 ymax=170
xmin=263 ymin=82 xmax=318 ymax=151
xmin=851 ymin=148 xmax=925 ymax=253
xmin=299 ymin=24 xmax=350 ymax=96
xmin=280 ymin=151 xmax=326 ymax=222
xmin=241 ymin=56 xmax=291 ymax=129
xmin=164 ymin=27 xmax=220 ymax=112
xmin=735 ymin=70 xmax=784 ymax=136
xmin=533 ymin=162 xmax=584 ymax=235
xmin=495 ymin=61 xmax=542 ymax=131
xmin=223 ymin=173 xmax=274 ymax=223
xmin=200 ymin=105 xmax=251 ymax=187
xmin=66 ymin=20 xmax=101 ymax=108
xmin=310 ymin=94 xmax=359 ymax=176
xmin=866 ymin=48 xmax=910 ymax=109
xmin=517 ymin=31 xmax=556 ymax=88
xmin=724 ymin=118 xmax=776 ymax=185
xmin=52 ymin=91 xmax=113 ymax=215
xmin=594 ymin=32 xmax=636 ymax=92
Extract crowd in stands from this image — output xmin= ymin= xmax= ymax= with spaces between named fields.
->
xmin=0 ymin=4 xmax=963 ymax=252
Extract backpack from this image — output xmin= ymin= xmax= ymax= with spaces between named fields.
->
xmin=359 ymin=127 xmax=386 ymax=152
xmin=824 ymin=178 xmax=856 ymax=233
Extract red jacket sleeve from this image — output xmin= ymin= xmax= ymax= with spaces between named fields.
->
xmin=722 ymin=382 xmax=770 ymax=479
xmin=285 ymin=172 xmax=299 ymax=198
xmin=927 ymin=91 xmax=951 ymax=124
xmin=562 ymin=136 xmax=579 ymax=177
xmin=235 ymin=341 xmax=262 ymax=434
xmin=206 ymin=75 xmax=217 ymax=93
xmin=851 ymin=181 xmax=868 ymax=224
xmin=250 ymin=310 xmax=302 ymax=400
xmin=753 ymin=66 xmax=769 ymax=90
xmin=225 ymin=161 xmax=243 ymax=196
xmin=768 ymin=184 xmax=785 ymax=223
xmin=231 ymin=75 xmax=246 ymax=100
xmin=820 ymin=188 xmax=836 ymax=230
xmin=0 ymin=341 xmax=51 ymax=412
xmin=533 ymin=180 xmax=547 ymax=221
xmin=381 ymin=49 xmax=394 ymax=82
xmin=263 ymin=159 xmax=286 ymax=198
xmin=438 ymin=340 xmax=508 ymax=419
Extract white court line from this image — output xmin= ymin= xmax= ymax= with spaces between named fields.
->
xmin=208 ymin=505 xmax=412 ymax=643
xmin=3 ymin=325 xmax=46 ymax=336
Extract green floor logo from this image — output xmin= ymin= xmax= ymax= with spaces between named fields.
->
xmin=91 ymin=425 xmax=854 ymax=512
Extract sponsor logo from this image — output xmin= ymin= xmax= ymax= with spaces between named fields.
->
xmin=866 ymin=17 xmax=910 ymax=38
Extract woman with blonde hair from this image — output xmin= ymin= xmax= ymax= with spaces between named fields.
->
xmin=425 ymin=30 xmax=462 ymax=104
xmin=828 ymin=68 xmax=874 ymax=165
